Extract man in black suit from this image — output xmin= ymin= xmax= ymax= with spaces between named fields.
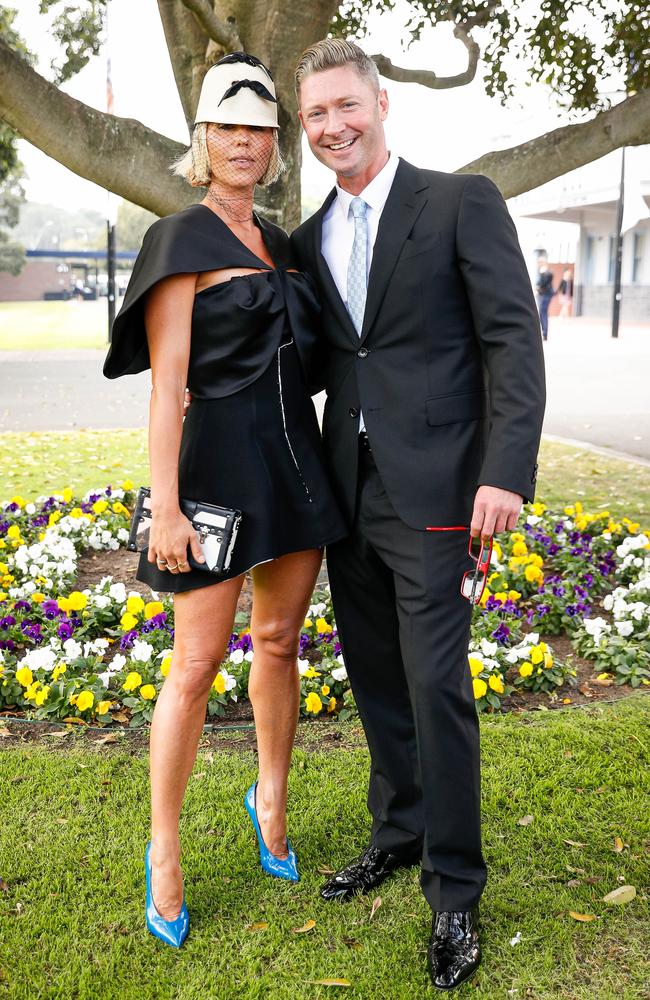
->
xmin=291 ymin=39 xmax=545 ymax=991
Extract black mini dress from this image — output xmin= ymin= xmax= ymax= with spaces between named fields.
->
xmin=103 ymin=204 xmax=347 ymax=593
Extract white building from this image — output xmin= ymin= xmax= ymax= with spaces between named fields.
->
xmin=509 ymin=146 xmax=650 ymax=322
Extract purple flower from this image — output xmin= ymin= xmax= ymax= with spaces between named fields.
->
xmin=57 ymin=620 xmax=74 ymax=641
xmin=491 ymin=623 xmax=511 ymax=644
xmin=485 ymin=595 xmax=503 ymax=611
xmin=299 ymin=633 xmax=311 ymax=654
xmin=565 ymin=605 xmax=578 ymax=617
xmin=552 ymin=585 xmax=565 ymax=598
xmin=0 ymin=639 xmax=15 ymax=651
xmin=547 ymin=543 xmax=560 ymax=556
xmin=0 ymin=615 xmax=16 ymax=629
xmin=14 ymin=600 xmax=31 ymax=612
xmin=42 ymin=600 xmax=61 ymax=619
xmin=120 ymin=629 xmax=139 ymax=651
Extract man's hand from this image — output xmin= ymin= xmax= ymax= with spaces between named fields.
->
xmin=470 ymin=485 xmax=523 ymax=539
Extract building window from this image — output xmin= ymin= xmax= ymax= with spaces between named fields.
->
xmin=631 ymin=233 xmax=644 ymax=283
xmin=608 ymin=236 xmax=617 ymax=283
xmin=585 ymin=235 xmax=596 ymax=284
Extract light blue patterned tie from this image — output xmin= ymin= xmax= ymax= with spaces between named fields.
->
xmin=346 ymin=197 xmax=368 ymax=335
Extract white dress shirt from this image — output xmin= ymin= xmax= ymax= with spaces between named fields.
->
xmin=321 ymin=151 xmax=400 ymax=432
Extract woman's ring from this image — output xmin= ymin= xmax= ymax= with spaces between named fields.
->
xmin=156 ymin=559 xmax=168 ymax=567
xmin=167 ymin=562 xmax=179 ymax=571
xmin=178 ymin=559 xmax=189 ymax=568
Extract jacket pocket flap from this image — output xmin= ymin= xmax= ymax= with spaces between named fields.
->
xmin=426 ymin=389 xmax=487 ymax=426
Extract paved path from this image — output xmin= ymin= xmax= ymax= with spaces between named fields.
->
xmin=1 ymin=317 xmax=649 ymax=461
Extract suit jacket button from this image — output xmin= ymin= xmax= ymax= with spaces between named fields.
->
xmin=357 ymin=347 xmax=369 ymax=358
xmin=349 ymin=407 xmax=359 ymax=418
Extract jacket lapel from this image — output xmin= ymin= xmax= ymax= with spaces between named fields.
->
xmin=360 ymin=159 xmax=428 ymax=343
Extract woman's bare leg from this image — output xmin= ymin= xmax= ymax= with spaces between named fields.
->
xmin=148 ymin=574 xmax=244 ymax=920
xmin=248 ymin=548 xmax=323 ymax=858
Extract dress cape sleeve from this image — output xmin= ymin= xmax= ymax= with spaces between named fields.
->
xmin=102 ymin=206 xmax=290 ymax=379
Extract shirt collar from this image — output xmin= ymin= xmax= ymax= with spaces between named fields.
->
xmin=334 ymin=151 xmax=400 ymax=221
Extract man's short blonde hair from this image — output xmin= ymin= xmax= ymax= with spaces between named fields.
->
xmin=171 ymin=123 xmax=284 ymax=187
xmin=294 ymin=39 xmax=379 ymax=99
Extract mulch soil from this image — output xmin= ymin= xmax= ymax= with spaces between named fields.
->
xmin=0 ymin=548 xmax=646 ymax=754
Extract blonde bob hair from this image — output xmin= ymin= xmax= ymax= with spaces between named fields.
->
xmin=172 ymin=123 xmax=284 ymax=187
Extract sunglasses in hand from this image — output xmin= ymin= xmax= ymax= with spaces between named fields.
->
xmin=460 ymin=535 xmax=494 ymax=605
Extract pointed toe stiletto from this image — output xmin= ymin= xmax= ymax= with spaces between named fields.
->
xmin=145 ymin=841 xmax=190 ymax=948
xmin=244 ymin=782 xmax=299 ymax=882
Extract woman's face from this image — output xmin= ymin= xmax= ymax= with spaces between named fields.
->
xmin=206 ymin=123 xmax=273 ymax=188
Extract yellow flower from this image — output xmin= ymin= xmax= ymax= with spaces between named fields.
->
xmin=524 ymin=565 xmax=543 ymax=584
xmin=512 ymin=540 xmax=528 ymax=557
xmin=24 ymin=681 xmax=40 ymax=701
xmin=303 ymin=667 xmax=321 ymax=679
xmin=92 ymin=500 xmax=109 ymax=514
xmin=492 ymin=540 xmax=502 ymax=561
xmin=472 ymin=678 xmax=487 ymax=699
xmin=69 ymin=507 xmax=84 ymax=519
xmin=121 ymin=479 xmax=134 ymax=490
xmin=160 ymin=654 xmax=173 ymax=677
xmin=48 ymin=511 xmax=62 ymax=526
xmin=126 ymin=595 xmax=145 ymax=615
xmin=530 ymin=502 xmax=546 ymax=516
xmin=10 ymin=495 xmax=25 ymax=508
xmin=69 ymin=693 xmax=78 ymax=705
xmin=489 ymin=674 xmax=504 ymax=694
xmin=140 ymin=684 xmax=156 ymax=701
xmin=564 ymin=505 xmax=575 ymax=516
xmin=57 ymin=596 xmax=72 ymax=613
xmin=607 ymin=521 xmax=622 ymax=534
xmin=510 ymin=532 xmax=525 ymax=543
xmin=0 ymin=591 xmax=6 ymax=602
xmin=7 ymin=525 xmax=21 ymax=539
xmin=543 ymin=652 xmax=554 ymax=669
xmin=68 ymin=591 xmax=87 ymax=612
xmin=305 ymin=692 xmax=323 ymax=714
xmin=327 ymin=697 xmax=337 ymax=713
xmin=96 ymin=700 xmax=112 ymax=715
xmin=52 ymin=662 xmax=67 ymax=680
xmin=123 ymin=671 xmax=142 ymax=692
xmin=62 ymin=487 xmax=73 ymax=503
xmin=120 ymin=612 xmax=138 ymax=631
xmin=303 ymin=618 xmax=313 ymax=628
xmin=112 ymin=501 xmax=128 ymax=515
xmin=144 ymin=601 xmax=164 ymax=620
xmin=15 ymin=666 xmax=33 ymax=687
xmin=493 ymin=592 xmax=508 ymax=603
xmin=530 ymin=647 xmax=544 ymax=665
xmin=212 ymin=673 xmax=226 ymax=695
xmin=478 ymin=587 xmax=491 ymax=608
xmin=31 ymin=592 xmax=45 ymax=603
xmin=316 ymin=617 xmax=332 ymax=634
xmin=468 ymin=656 xmax=484 ymax=678
xmin=34 ymin=685 xmax=50 ymax=706
xmin=76 ymin=690 xmax=94 ymax=712
xmin=596 ymin=672 xmax=612 ymax=681
xmin=528 ymin=553 xmax=544 ymax=568
xmin=575 ymin=502 xmax=583 ymax=514
xmin=519 ymin=662 xmax=533 ymax=678
xmin=508 ymin=590 xmax=521 ymax=602
xmin=321 ymin=684 xmax=330 ymax=696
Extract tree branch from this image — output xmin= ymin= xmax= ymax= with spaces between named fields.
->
xmin=180 ymin=0 xmax=242 ymax=50
xmin=157 ymin=0 xmax=213 ymax=125
xmin=371 ymin=0 xmax=500 ymax=91
xmin=458 ymin=90 xmax=650 ymax=198
xmin=0 ymin=38 xmax=196 ymax=216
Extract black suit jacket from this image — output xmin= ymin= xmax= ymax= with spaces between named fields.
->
xmin=290 ymin=158 xmax=546 ymax=530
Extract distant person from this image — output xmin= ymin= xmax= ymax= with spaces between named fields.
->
xmin=535 ymin=263 xmax=554 ymax=341
xmin=558 ymin=268 xmax=573 ymax=318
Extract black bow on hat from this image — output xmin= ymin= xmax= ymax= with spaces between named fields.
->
xmin=216 ymin=51 xmax=274 ymax=81
xmin=218 ymin=79 xmax=277 ymax=106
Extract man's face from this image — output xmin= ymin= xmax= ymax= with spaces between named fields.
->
xmin=298 ymin=65 xmax=388 ymax=182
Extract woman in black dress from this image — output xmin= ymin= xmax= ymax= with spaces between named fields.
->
xmin=104 ymin=53 xmax=346 ymax=947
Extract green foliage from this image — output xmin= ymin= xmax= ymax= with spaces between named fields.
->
xmin=38 ymin=0 xmax=107 ymax=83
xmin=331 ymin=0 xmax=648 ymax=112
xmin=0 ymin=170 xmax=25 ymax=275
xmin=116 ymin=200 xmax=157 ymax=252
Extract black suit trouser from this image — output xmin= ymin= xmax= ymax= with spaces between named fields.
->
xmin=326 ymin=443 xmax=488 ymax=911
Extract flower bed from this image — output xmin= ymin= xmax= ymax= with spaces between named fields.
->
xmin=0 ymin=489 xmax=648 ymax=727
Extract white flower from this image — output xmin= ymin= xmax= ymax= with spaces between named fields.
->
xmin=63 ymin=638 xmax=83 ymax=660
xmin=526 ymin=514 xmax=542 ymax=525
xmin=83 ymin=637 xmax=110 ymax=657
xmin=109 ymin=582 xmax=127 ymax=603
xmin=505 ymin=649 xmax=520 ymax=664
xmin=93 ymin=595 xmax=111 ymax=609
xmin=229 ymin=648 xmax=244 ymax=665
xmin=480 ymin=639 xmax=498 ymax=656
xmin=614 ymin=620 xmax=634 ymax=637
xmin=110 ymin=653 xmax=127 ymax=672
xmin=309 ymin=602 xmax=327 ymax=617
xmin=131 ymin=639 xmax=154 ymax=663
xmin=602 ymin=594 xmax=614 ymax=611
xmin=331 ymin=664 xmax=348 ymax=682
xmin=218 ymin=668 xmax=237 ymax=692
xmin=244 ymin=650 xmax=254 ymax=662
xmin=21 ymin=647 xmax=58 ymax=673
xmin=297 ymin=658 xmax=310 ymax=675
xmin=117 ymin=528 xmax=129 ymax=543
xmin=25 ymin=503 xmax=36 ymax=515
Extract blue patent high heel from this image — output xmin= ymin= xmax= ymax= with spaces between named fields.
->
xmin=145 ymin=841 xmax=190 ymax=948
xmin=244 ymin=782 xmax=299 ymax=882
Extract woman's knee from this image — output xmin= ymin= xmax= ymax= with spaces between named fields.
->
xmin=169 ymin=652 xmax=221 ymax=703
xmin=251 ymin=619 xmax=300 ymax=663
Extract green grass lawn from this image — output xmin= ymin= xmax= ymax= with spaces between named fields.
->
xmin=0 ymin=300 xmax=110 ymax=351
xmin=0 ymin=696 xmax=647 ymax=999
xmin=0 ymin=431 xmax=648 ymax=524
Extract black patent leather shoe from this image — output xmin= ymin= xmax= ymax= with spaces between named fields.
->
xmin=320 ymin=844 xmax=419 ymax=901
xmin=427 ymin=908 xmax=481 ymax=990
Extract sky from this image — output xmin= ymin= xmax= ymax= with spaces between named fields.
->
xmin=11 ymin=0 xmax=619 ymax=253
